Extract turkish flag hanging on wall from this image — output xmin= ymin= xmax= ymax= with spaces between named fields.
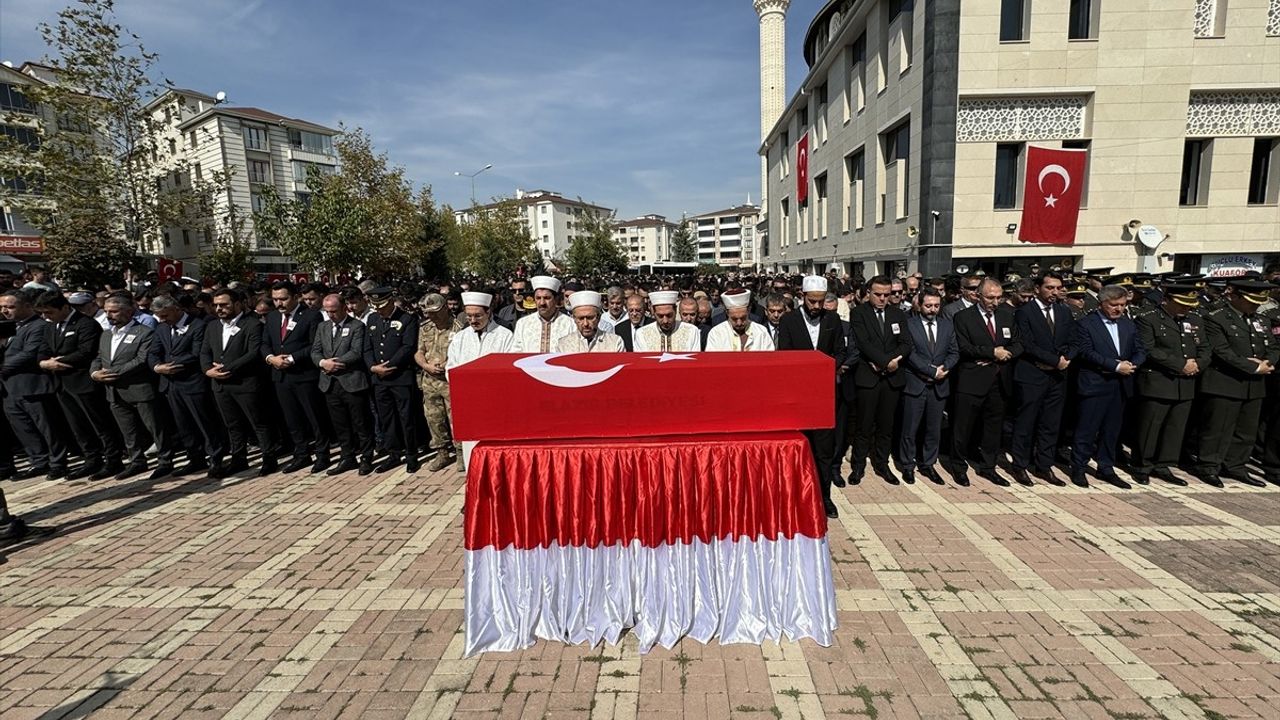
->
xmin=796 ymin=134 xmax=810 ymax=205
xmin=1018 ymin=146 xmax=1088 ymax=246
xmin=156 ymin=257 xmax=183 ymax=281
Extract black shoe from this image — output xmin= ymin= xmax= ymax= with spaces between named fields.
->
xmin=174 ymin=459 xmax=209 ymax=477
xmin=0 ymin=516 xmax=29 ymax=543
xmin=1070 ymin=470 xmax=1089 ymax=488
xmin=949 ymin=465 xmax=970 ymax=486
xmin=978 ymin=469 xmax=1010 ymax=487
xmin=901 ymin=469 xmax=915 ymax=485
xmin=1033 ymin=468 xmax=1064 ymax=486
xmin=115 ymin=462 xmax=147 ymax=481
xmin=207 ymin=462 xmax=229 ymax=480
xmin=823 ymin=500 xmax=839 ymax=519
xmin=1130 ymin=471 xmax=1150 ymax=485
xmin=875 ymin=465 xmax=900 ymax=485
xmin=358 ymin=460 xmax=374 ymax=476
xmin=1195 ymin=471 xmax=1224 ymax=488
xmin=148 ymin=464 xmax=174 ymax=482
xmin=405 ymin=457 xmax=421 ymax=473
xmin=1222 ymin=469 xmax=1266 ymax=488
xmin=920 ymin=466 xmax=944 ymax=485
xmin=0 ymin=466 xmax=13 ymax=481
xmin=327 ymin=458 xmax=358 ymax=476
xmin=374 ymin=456 xmax=402 ymax=473
xmin=91 ymin=462 xmax=123 ymax=481
xmin=281 ymin=457 xmax=311 ymax=474
xmin=14 ymin=466 xmax=49 ymax=480
xmin=847 ymin=463 xmax=865 ymax=486
xmin=1267 ymin=475 xmax=1280 ymax=487
xmin=1011 ymin=468 xmax=1033 ymax=486
xmin=1098 ymin=471 xmax=1131 ymax=489
xmin=1151 ymin=468 xmax=1186 ymax=486
xmin=832 ymin=473 xmax=847 ymax=488
xmin=46 ymin=466 xmax=69 ymax=481
xmin=68 ymin=462 xmax=99 ymax=480
xmin=257 ymin=458 xmax=278 ymax=477
xmin=311 ymin=456 xmax=332 ymax=474
xmin=224 ymin=457 xmax=250 ymax=475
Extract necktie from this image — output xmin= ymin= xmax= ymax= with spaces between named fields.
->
xmin=280 ymin=312 xmax=289 ymax=341
xmin=985 ymin=312 xmax=997 ymax=342
xmin=926 ymin=320 xmax=936 ymax=351
xmin=540 ymin=318 xmax=551 ymax=353
xmin=876 ymin=309 xmax=884 ymax=335
xmin=1045 ymin=305 xmax=1055 ymax=335
xmin=332 ymin=321 xmax=339 ymax=340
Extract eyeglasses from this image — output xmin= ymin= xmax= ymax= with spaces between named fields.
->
xmin=963 ymin=285 xmax=980 ymax=292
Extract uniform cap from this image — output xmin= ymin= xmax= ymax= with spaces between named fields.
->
xmin=366 ymin=286 xmax=394 ymax=308
xmin=1164 ymin=284 xmax=1201 ymax=308
xmin=1228 ymin=279 xmax=1275 ymax=305
xmin=1064 ymin=282 xmax=1089 ymax=297
xmin=417 ymin=293 xmax=446 ymax=313
xmin=1083 ymin=267 xmax=1114 ymax=278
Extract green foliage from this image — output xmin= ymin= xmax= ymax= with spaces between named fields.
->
xmin=563 ymin=208 xmax=627 ymax=276
xmin=0 ymin=0 xmax=221 ymax=287
xmin=197 ymin=236 xmax=252 ymax=285
xmin=253 ymin=127 xmax=441 ymax=277
xmin=670 ymin=220 xmax=697 ymax=263
xmin=448 ymin=199 xmax=532 ymax=280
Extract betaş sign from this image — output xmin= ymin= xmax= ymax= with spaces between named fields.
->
xmin=1201 ymin=254 xmax=1263 ymax=278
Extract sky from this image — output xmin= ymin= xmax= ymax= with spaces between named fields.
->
xmin=0 ymin=0 xmax=824 ymax=220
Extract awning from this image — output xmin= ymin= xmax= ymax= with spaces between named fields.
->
xmin=0 ymin=254 xmax=27 ymax=272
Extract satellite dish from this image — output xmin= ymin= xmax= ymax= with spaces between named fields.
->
xmin=906 ymin=226 xmax=919 ymax=238
xmin=1136 ymin=225 xmax=1163 ymax=250
xmin=215 ymin=90 xmax=227 ymax=103
xmin=956 ymin=264 xmax=970 ymax=274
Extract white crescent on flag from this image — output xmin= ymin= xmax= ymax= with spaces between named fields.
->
xmin=514 ymin=354 xmax=627 ymax=388
xmin=1037 ymin=164 xmax=1071 ymax=207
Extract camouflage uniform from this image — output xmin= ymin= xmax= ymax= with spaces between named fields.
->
xmin=418 ymin=315 xmax=464 ymax=453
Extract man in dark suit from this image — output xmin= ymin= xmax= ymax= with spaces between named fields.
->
xmin=941 ymin=275 xmax=981 ymax=320
xmin=612 ymin=294 xmax=652 ymax=352
xmin=899 ymin=288 xmax=957 ymax=485
xmin=200 ymin=287 xmax=277 ymax=478
xmin=1 ymin=289 xmax=68 ymax=479
xmin=34 ymin=291 xmax=124 ymax=480
xmin=90 ymin=294 xmax=176 ymax=481
xmin=1010 ymin=272 xmax=1074 ymax=486
xmin=777 ymin=275 xmax=846 ymax=519
xmin=1131 ymin=285 xmax=1206 ymax=486
xmin=313 ymin=293 xmax=375 ymax=476
xmin=262 ymin=281 xmax=331 ymax=474
xmin=364 ymin=287 xmax=421 ymax=473
xmin=1193 ymin=279 xmax=1277 ymax=487
xmin=149 ymin=294 xmax=226 ymax=477
xmin=1071 ymin=285 xmax=1148 ymax=488
xmin=842 ymin=276 xmax=912 ymax=485
xmin=951 ymin=277 xmax=1022 ymax=486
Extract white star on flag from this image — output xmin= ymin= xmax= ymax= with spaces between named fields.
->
xmin=1044 ymin=194 xmax=1059 ymax=208
xmin=645 ymin=353 xmax=696 ymax=363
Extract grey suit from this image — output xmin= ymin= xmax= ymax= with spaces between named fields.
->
xmin=1 ymin=314 xmax=67 ymax=471
xmin=311 ymin=317 xmax=374 ymax=462
xmin=91 ymin=322 xmax=175 ymax=465
xmin=899 ymin=314 xmax=959 ymax=472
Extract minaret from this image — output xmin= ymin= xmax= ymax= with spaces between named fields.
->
xmin=755 ymin=0 xmax=789 ymax=249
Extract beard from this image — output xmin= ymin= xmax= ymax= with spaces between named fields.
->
xmin=803 ymin=305 xmax=824 ymax=320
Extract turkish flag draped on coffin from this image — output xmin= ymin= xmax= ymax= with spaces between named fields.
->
xmin=1018 ymin=145 xmax=1088 ymax=246
xmin=156 ymin=257 xmax=183 ymax=282
xmin=796 ymin=134 xmax=810 ymax=205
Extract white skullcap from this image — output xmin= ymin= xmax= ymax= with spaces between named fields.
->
xmin=721 ymin=289 xmax=751 ymax=309
xmin=649 ymin=290 xmax=679 ymax=307
xmin=530 ymin=275 xmax=561 ymax=293
xmin=461 ymin=292 xmax=493 ymax=308
xmin=568 ymin=290 xmax=602 ymax=310
xmin=801 ymin=275 xmax=827 ymax=293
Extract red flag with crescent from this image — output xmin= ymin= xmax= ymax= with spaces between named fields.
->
xmin=292 ymin=273 xmax=310 ymax=285
xmin=1018 ymin=145 xmax=1088 ymax=246
xmin=157 ymin=257 xmax=183 ymax=282
xmin=796 ymin=134 xmax=810 ymax=205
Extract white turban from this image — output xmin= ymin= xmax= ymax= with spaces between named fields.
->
xmin=461 ymin=292 xmax=493 ymax=308
xmin=649 ymin=290 xmax=679 ymax=307
xmin=568 ymin=290 xmax=602 ymax=310
xmin=802 ymin=275 xmax=827 ymax=293
xmin=530 ymin=275 xmax=561 ymax=293
xmin=721 ymin=290 xmax=751 ymax=309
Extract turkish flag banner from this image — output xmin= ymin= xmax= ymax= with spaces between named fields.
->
xmin=1018 ymin=145 xmax=1088 ymax=246
xmin=796 ymin=134 xmax=810 ymax=205
xmin=156 ymin=257 xmax=183 ymax=282
xmin=265 ymin=273 xmax=287 ymax=283
xmin=292 ymin=273 xmax=310 ymax=285
xmin=450 ymin=351 xmax=835 ymax=442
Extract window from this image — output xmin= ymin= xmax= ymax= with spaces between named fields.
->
xmin=816 ymin=82 xmax=829 ymax=143
xmin=814 ymin=173 xmax=828 ymax=238
xmin=243 ymin=125 xmax=266 ymax=151
xmin=1062 ymin=139 xmax=1091 ymax=206
xmin=881 ymin=121 xmax=910 ymax=220
xmin=188 ymin=130 xmax=198 ymax=149
xmin=56 ymin=111 xmax=91 ymax=133
xmin=292 ymin=160 xmax=335 ymax=183
xmin=887 ymin=0 xmax=914 ymax=73
xmin=1068 ymin=0 xmax=1099 ymax=39
xmin=194 ymin=162 xmax=202 ymax=181
xmin=1000 ymin=0 xmax=1029 ymax=41
xmin=251 ymin=192 xmax=267 ymax=214
xmin=848 ymin=33 xmax=867 ymax=118
xmin=164 ymin=106 xmax=172 ymax=124
xmin=994 ymin=142 xmax=1024 ymax=209
xmin=845 ymin=150 xmax=865 ymax=231
xmin=780 ymin=197 xmax=790 ymax=247
xmin=182 ymin=229 xmax=190 ymax=246
xmin=0 ymin=83 xmax=35 ymax=114
xmin=1247 ymin=137 xmax=1279 ymax=205
xmin=288 ymin=128 xmax=334 ymax=155
xmin=163 ymin=231 xmax=171 ymax=247
xmin=1179 ymin=139 xmax=1212 ymax=206
xmin=249 ymin=159 xmax=270 ymax=184
xmin=540 ymin=205 xmax=548 ymax=214
xmin=1 ymin=124 xmax=40 ymax=150
xmin=172 ymin=170 xmax=182 ymax=187
xmin=541 ymin=219 xmax=548 ymax=228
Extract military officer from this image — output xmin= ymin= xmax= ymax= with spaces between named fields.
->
xmin=1192 ymin=279 xmax=1278 ymax=487
xmin=364 ymin=287 xmax=421 ymax=473
xmin=554 ymin=291 xmax=624 ymax=353
xmin=1131 ymin=285 xmax=1208 ymax=486
xmin=1063 ymin=280 xmax=1090 ymax=320
xmin=413 ymin=293 xmax=463 ymax=471
xmin=1080 ymin=267 xmax=1112 ymax=314
xmin=1260 ymin=295 xmax=1280 ymax=485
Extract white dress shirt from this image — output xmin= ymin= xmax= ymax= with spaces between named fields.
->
xmin=220 ymin=313 xmax=244 ymax=351
xmin=803 ymin=312 xmax=822 ymax=348
xmin=109 ymin=320 xmax=137 ymax=360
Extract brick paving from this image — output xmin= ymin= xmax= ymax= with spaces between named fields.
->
xmin=3 ymin=460 xmax=1280 ymax=720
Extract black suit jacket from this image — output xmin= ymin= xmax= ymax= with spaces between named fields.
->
xmin=200 ymin=314 xmax=264 ymax=394
xmin=262 ymin=306 xmax=322 ymax=384
xmin=149 ymin=315 xmax=210 ymax=395
xmin=843 ymin=304 xmax=913 ymax=391
xmin=44 ymin=311 xmax=102 ymax=394
xmin=953 ymin=304 xmax=1023 ymax=397
xmin=613 ymin=319 xmax=653 ymax=353
xmin=776 ymin=309 xmax=846 ymax=358
xmin=364 ymin=308 xmax=420 ymax=387
xmin=1013 ymin=301 xmax=1076 ymax=386
xmin=0 ymin=316 xmax=53 ymax=398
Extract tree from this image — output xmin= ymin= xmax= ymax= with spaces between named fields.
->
xmin=564 ymin=209 xmax=628 ymax=276
xmin=670 ymin=220 xmax=697 ymax=263
xmin=196 ymin=200 xmax=253 ymax=284
xmin=448 ymin=199 xmax=532 ymax=280
xmin=254 ymin=127 xmax=440 ymax=277
xmin=0 ymin=0 xmax=218 ymax=288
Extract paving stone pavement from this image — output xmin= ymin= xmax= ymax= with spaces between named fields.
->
xmin=3 ymin=459 xmax=1280 ymax=720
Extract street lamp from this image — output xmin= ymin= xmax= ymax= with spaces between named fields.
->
xmin=455 ymin=163 xmax=493 ymax=206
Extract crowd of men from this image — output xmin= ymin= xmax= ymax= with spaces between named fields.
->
xmin=0 ymin=262 xmax=1277 ymax=536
